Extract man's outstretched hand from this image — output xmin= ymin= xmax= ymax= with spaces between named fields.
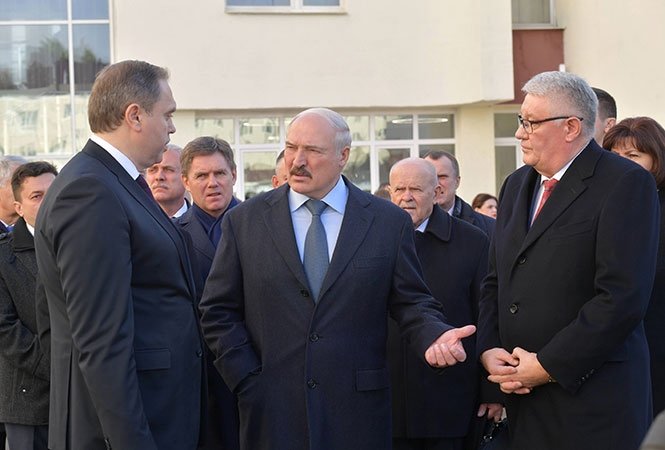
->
xmin=425 ymin=325 xmax=476 ymax=367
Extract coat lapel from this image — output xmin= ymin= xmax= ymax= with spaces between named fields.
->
xmin=179 ymin=209 xmax=216 ymax=263
xmin=263 ymin=186 xmax=310 ymax=289
xmin=424 ymin=205 xmax=452 ymax=243
xmin=83 ymin=140 xmax=198 ymax=299
xmin=505 ymin=168 xmax=540 ymax=269
xmin=318 ymin=179 xmax=373 ymax=301
xmin=12 ymin=219 xmax=37 ymax=277
xmin=517 ymin=142 xmax=600 ymax=257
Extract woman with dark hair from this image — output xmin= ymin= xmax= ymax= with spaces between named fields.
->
xmin=604 ymin=116 xmax=665 ymax=416
xmin=472 ymin=193 xmax=498 ymax=218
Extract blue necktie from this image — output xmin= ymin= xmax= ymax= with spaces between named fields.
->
xmin=304 ymin=199 xmax=329 ymax=302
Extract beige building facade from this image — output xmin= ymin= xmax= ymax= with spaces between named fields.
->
xmin=1 ymin=0 xmax=663 ymax=200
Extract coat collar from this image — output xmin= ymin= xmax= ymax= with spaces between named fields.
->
xmin=8 ymin=218 xmax=38 ymax=277
xmin=516 ymin=140 xmax=602 ymax=257
xmin=177 ymin=207 xmax=216 ymax=262
xmin=423 ymin=204 xmax=452 ymax=242
xmin=262 ymin=176 xmax=374 ymax=304
xmin=11 ymin=217 xmax=34 ymax=252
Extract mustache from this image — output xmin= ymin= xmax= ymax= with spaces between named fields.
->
xmin=290 ymin=166 xmax=312 ymax=178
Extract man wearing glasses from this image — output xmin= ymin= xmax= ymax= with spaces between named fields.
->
xmin=477 ymin=71 xmax=659 ymax=450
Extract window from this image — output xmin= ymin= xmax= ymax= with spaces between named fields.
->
xmin=512 ymin=0 xmax=554 ymax=27
xmin=494 ymin=112 xmax=522 ymax=193
xmin=226 ymin=0 xmax=343 ymax=13
xmin=0 ymin=0 xmax=110 ymax=162
xmin=195 ymin=112 xmax=455 ymax=199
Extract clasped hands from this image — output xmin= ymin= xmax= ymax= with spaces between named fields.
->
xmin=481 ymin=347 xmax=551 ymax=394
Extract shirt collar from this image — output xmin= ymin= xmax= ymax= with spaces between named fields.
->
xmin=26 ymin=223 xmax=35 ymax=236
xmin=90 ymin=134 xmax=141 ymax=180
xmin=172 ymin=200 xmax=189 ymax=218
xmin=289 ymin=176 xmax=348 ymax=214
xmin=415 ymin=217 xmax=429 ymax=233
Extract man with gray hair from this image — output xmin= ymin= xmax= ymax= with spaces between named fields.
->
xmin=387 ymin=158 xmax=500 ymax=450
xmin=0 ymin=156 xmax=28 ymax=233
xmin=478 ymin=71 xmax=659 ymax=449
xmin=146 ymin=143 xmax=189 ymax=218
xmin=200 ymin=107 xmax=476 ymax=449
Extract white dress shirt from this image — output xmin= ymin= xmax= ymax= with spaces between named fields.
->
xmin=90 ymin=135 xmax=140 ymax=180
xmin=289 ymin=176 xmax=348 ymax=263
xmin=531 ymin=144 xmax=587 ymax=224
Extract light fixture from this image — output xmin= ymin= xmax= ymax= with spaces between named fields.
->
xmin=390 ymin=117 xmax=449 ymax=125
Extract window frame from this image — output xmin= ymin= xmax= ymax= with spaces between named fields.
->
xmin=512 ymin=0 xmax=556 ymax=29
xmin=194 ymin=111 xmax=456 ymax=199
xmin=0 ymin=0 xmax=112 ymax=160
xmin=493 ymin=109 xmax=523 ymax=194
xmin=225 ymin=0 xmax=346 ymax=15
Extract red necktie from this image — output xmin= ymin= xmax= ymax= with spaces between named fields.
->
xmin=533 ymin=178 xmax=558 ymax=220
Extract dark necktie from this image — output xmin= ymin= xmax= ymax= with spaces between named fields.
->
xmin=533 ymin=178 xmax=558 ymax=221
xmin=303 ymin=199 xmax=329 ymax=302
xmin=135 ymin=174 xmax=155 ymax=202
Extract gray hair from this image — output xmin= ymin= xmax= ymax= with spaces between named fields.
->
xmin=523 ymin=71 xmax=598 ymax=139
xmin=288 ymin=107 xmax=352 ymax=153
xmin=165 ymin=143 xmax=182 ymax=155
xmin=0 ymin=155 xmax=28 ymax=185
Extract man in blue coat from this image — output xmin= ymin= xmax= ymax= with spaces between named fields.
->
xmin=200 ymin=108 xmax=476 ymax=450
xmin=387 ymin=158 xmax=501 ymax=450
xmin=176 ymin=136 xmax=240 ymax=450
xmin=35 ymin=60 xmax=203 ymax=450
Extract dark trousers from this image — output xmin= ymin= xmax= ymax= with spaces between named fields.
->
xmin=5 ymin=423 xmax=48 ymax=450
xmin=393 ymin=437 xmax=464 ymax=450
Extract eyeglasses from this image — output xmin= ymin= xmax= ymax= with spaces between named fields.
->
xmin=517 ymin=115 xmax=584 ymax=134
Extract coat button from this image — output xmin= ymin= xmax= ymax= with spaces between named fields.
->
xmin=196 ymin=348 xmax=203 ymax=357
xmin=307 ymin=379 xmax=318 ymax=389
xmin=509 ymin=303 xmax=519 ymax=314
xmin=309 ymin=333 xmax=319 ymax=342
xmin=300 ymin=289 xmax=310 ymax=298
xmin=518 ymin=256 xmax=527 ymax=265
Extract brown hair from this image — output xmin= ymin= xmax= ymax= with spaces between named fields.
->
xmin=472 ymin=193 xmax=497 ymax=210
xmin=88 ymin=60 xmax=169 ymax=133
xmin=423 ymin=150 xmax=460 ymax=178
xmin=181 ymin=136 xmax=236 ymax=177
xmin=11 ymin=161 xmax=58 ymax=201
xmin=603 ymin=117 xmax=665 ymax=190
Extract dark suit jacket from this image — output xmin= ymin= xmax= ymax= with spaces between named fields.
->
xmin=646 ymin=189 xmax=665 ymax=415
xmin=478 ymin=140 xmax=659 ymax=450
xmin=199 ymin=177 xmax=452 ymax=450
xmin=176 ymin=206 xmax=217 ymax=292
xmin=175 ymin=200 xmax=238 ymax=290
xmin=453 ymin=196 xmax=495 ymax=240
xmin=0 ymin=218 xmax=49 ymax=425
xmin=34 ymin=140 xmax=204 ymax=450
xmin=388 ymin=206 xmax=490 ymax=439
xmin=175 ymin=204 xmax=240 ymax=450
